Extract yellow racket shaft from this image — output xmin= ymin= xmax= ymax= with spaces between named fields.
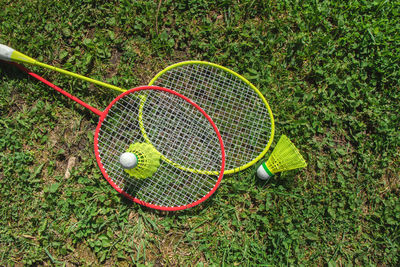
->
xmin=0 ymin=44 xmax=124 ymax=93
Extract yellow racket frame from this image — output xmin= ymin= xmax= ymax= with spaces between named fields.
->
xmin=6 ymin=47 xmax=274 ymax=175
xmin=146 ymin=61 xmax=275 ymax=175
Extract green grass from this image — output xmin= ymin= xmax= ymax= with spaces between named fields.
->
xmin=1 ymin=0 xmax=399 ymax=265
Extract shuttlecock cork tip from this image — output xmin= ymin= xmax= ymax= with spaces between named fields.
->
xmin=120 ymin=152 xmax=138 ymax=169
xmin=257 ymin=162 xmax=274 ymax=180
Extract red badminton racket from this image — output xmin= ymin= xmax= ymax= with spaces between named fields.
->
xmin=8 ymin=62 xmax=225 ymax=211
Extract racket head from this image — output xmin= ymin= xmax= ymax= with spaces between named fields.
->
xmin=148 ymin=61 xmax=275 ymax=175
xmin=94 ymin=86 xmax=225 ymax=211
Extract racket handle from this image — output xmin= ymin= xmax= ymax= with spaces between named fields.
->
xmin=0 ymin=44 xmax=36 ymax=64
xmin=0 ymin=44 xmax=125 ymax=93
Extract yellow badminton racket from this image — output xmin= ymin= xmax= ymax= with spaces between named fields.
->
xmin=148 ymin=61 xmax=275 ymax=175
xmin=0 ymin=45 xmax=274 ymax=175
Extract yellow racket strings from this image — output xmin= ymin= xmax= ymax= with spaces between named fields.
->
xmin=150 ymin=62 xmax=274 ymax=174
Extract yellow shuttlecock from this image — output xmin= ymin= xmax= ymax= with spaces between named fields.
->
xmin=257 ymin=135 xmax=307 ymax=180
xmin=120 ymin=143 xmax=161 ymax=179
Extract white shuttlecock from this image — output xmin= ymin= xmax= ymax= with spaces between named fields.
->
xmin=257 ymin=135 xmax=307 ymax=180
xmin=124 ymin=143 xmax=161 ymax=179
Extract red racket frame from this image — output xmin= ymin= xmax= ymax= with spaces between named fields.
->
xmin=94 ymin=87 xmax=226 ymax=211
xmin=9 ymin=62 xmax=226 ymax=211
